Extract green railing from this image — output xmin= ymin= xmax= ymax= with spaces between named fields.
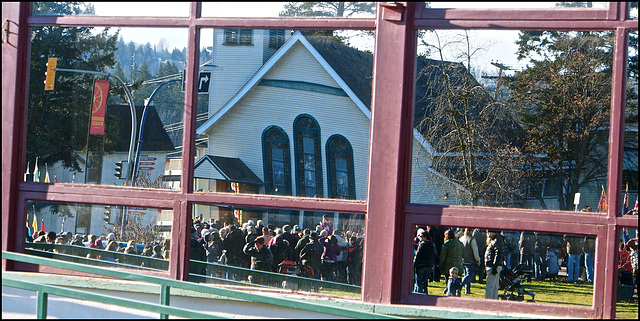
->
xmin=25 ymin=243 xmax=361 ymax=294
xmin=3 ymin=251 xmax=398 ymax=319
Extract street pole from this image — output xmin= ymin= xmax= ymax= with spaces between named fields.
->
xmin=131 ymin=78 xmax=180 ymax=185
xmin=53 ymin=68 xmax=137 ymax=180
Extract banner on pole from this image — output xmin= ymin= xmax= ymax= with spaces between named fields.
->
xmin=90 ymin=80 xmax=109 ymax=135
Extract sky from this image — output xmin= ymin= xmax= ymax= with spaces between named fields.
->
xmin=89 ymin=2 xmax=615 ymax=77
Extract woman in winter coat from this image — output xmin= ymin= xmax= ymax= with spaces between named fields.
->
xmin=439 ymin=229 xmax=464 ymax=279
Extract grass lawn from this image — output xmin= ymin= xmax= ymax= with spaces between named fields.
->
xmin=421 ymin=278 xmax=637 ymax=319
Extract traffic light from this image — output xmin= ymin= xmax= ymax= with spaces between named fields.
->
xmin=44 ymin=57 xmax=58 ymax=91
xmin=114 ymin=160 xmax=129 ymax=179
xmin=103 ymin=206 xmax=111 ymax=223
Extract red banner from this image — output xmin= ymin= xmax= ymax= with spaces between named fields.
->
xmin=90 ymin=80 xmax=109 ymax=135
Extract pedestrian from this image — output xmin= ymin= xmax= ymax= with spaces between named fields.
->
xmin=583 ymin=236 xmax=595 ymax=283
xmin=484 ymin=230 xmax=504 ymax=300
xmin=321 ymin=234 xmax=341 ymax=282
xmin=563 ymin=234 xmax=584 ymax=282
xmin=545 ymin=246 xmax=560 ymax=280
xmin=105 ymin=233 xmax=119 ymax=251
xmin=300 ymin=232 xmax=323 ymax=279
xmin=320 ymin=214 xmax=334 ymax=235
xmin=440 ymin=229 xmax=464 ymax=280
xmin=459 ymin=228 xmax=480 ymax=294
xmin=413 ymin=229 xmax=434 ymax=294
xmin=519 ymin=231 xmax=535 ymax=282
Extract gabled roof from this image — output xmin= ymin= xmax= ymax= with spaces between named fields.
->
xmin=109 ymin=104 xmax=175 ymax=153
xmin=196 ymin=31 xmax=371 ymax=135
xmin=194 ymin=155 xmax=263 ymax=186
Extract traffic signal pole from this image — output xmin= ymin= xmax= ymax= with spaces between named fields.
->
xmin=52 ymin=68 xmax=137 ymax=182
xmin=131 ymin=78 xmax=180 ymax=185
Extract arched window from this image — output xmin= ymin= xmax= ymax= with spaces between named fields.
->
xmin=262 ymin=126 xmax=291 ymax=195
xmin=294 ymin=114 xmax=322 ymax=197
xmin=326 ymin=135 xmax=355 ymax=199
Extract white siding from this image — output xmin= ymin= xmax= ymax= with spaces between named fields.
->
xmin=266 ymin=42 xmax=341 ymax=88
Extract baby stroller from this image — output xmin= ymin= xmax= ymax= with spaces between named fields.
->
xmin=277 ymin=260 xmax=300 ymax=275
xmin=498 ymin=264 xmax=535 ymax=302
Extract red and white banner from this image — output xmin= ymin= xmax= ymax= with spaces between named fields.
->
xmin=90 ymin=80 xmax=109 ymax=135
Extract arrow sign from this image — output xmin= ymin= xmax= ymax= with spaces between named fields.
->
xmin=181 ymin=71 xmax=211 ymax=94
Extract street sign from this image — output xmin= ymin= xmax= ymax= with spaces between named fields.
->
xmin=181 ymin=71 xmax=211 ymax=94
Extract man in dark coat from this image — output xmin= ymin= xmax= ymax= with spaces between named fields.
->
xmin=484 ymin=230 xmax=504 ymax=299
xmin=223 ymin=224 xmax=246 ymax=268
xmin=414 ymin=230 xmax=435 ymax=294
xmin=300 ymin=232 xmax=323 ymax=279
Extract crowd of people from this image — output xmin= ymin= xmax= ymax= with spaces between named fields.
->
xmin=187 ymin=214 xmax=365 ymax=285
xmin=413 ymin=226 xmax=639 ymax=299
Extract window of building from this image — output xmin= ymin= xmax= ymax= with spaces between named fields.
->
xmin=326 ymin=135 xmax=355 ymax=199
xmin=294 ymin=114 xmax=322 ymax=197
xmin=224 ymin=29 xmax=252 ymax=45
xmin=262 ymin=126 xmax=291 ymax=196
xmin=269 ymin=29 xmax=285 ymax=49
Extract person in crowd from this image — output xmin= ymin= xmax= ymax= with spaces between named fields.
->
xmin=320 ymin=214 xmax=334 ymax=235
xmin=70 ymin=234 xmax=84 ymax=246
xmin=300 ymin=232 xmax=323 ymax=279
xmin=223 ymin=224 xmax=246 ymax=270
xmin=414 ymin=227 xmax=426 ymax=252
xmin=440 ymin=229 xmax=464 ymax=280
xmin=46 ymin=231 xmax=57 ymax=243
xmin=33 ymin=231 xmax=47 ymax=243
xmin=105 ymin=233 xmax=119 ymax=251
xmin=296 ymin=228 xmax=312 ymax=258
xmin=268 ymin=230 xmax=293 ymax=272
xmin=205 ymin=230 xmax=223 ymax=265
xmin=519 ymin=231 xmax=535 ymax=282
xmin=262 ymin=224 xmax=274 ymax=245
xmin=545 ymin=246 xmax=560 ymax=280
xmin=189 ymin=226 xmax=206 ymax=275
xmin=151 ymin=244 xmax=164 ymax=259
xmin=472 ymin=228 xmax=486 ymax=283
xmin=459 ymin=228 xmax=480 ymax=294
xmin=534 ymin=232 xmax=549 ymax=281
xmin=583 ymin=236 xmax=595 ymax=283
xmin=484 ymin=230 xmax=504 ymax=300
xmin=413 ymin=229 xmax=435 ymax=294
xmin=618 ymin=239 xmax=634 ymax=286
xmin=141 ymin=244 xmax=154 ymax=257
xmin=87 ymin=234 xmax=99 ymax=248
xmin=626 ymin=239 xmax=638 ymax=288
xmin=563 ymin=233 xmax=585 ymax=283
xmin=243 ymin=235 xmax=274 ymax=284
xmin=347 ymin=235 xmax=363 ymax=285
xmin=333 ymin=230 xmax=349 ymax=283
xmin=502 ymin=230 xmax=519 ymax=270
xmin=162 ymin=239 xmax=170 ymax=260
xmin=445 ymin=266 xmax=463 ymax=297
xmin=52 ymin=236 xmax=66 ymax=253
xmin=320 ymin=234 xmax=341 ymax=282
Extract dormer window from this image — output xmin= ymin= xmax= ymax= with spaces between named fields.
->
xmin=224 ymin=29 xmax=252 ymax=45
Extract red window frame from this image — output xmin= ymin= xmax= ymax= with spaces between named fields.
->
xmin=2 ymin=2 xmax=638 ymax=318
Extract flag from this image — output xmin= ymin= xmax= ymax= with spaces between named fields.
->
xmin=41 ymin=218 xmax=45 ymax=233
xmin=633 ymin=197 xmax=638 ymax=216
xmin=32 ymin=214 xmax=38 ymax=235
xmin=44 ymin=163 xmax=50 ymax=183
xmin=24 ymin=161 xmax=30 ymax=182
xmin=231 ymin=182 xmax=242 ymax=223
xmin=26 ymin=217 xmax=31 ymax=237
xmin=33 ymin=158 xmax=40 ymax=182
xmin=597 ymin=186 xmax=607 ymax=213
xmin=54 ymin=175 xmax=57 ymax=183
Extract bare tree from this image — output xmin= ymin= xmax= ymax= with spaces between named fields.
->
xmin=414 ymin=30 xmax=526 ymax=206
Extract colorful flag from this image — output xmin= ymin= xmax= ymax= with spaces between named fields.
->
xmin=24 ymin=161 xmax=30 ymax=182
xmin=32 ymin=214 xmax=38 ymax=235
xmin=33 ymin=158 xmax=40 ymax=182
xmin=597 ymin=186 xmax=607 ymax=213
xmin=41 ymin=218 xmax=45 ymax=233
xmin=90 ymin=80 xmax=109 ymax=135
xmin=633 ymin=197 xmax=638 ymax=216
xmin=44 ymin=163 xmax=50 ymax=183
xmin=622 ymin=183 xmax=629 ymax=215
xmin=26 ymin=217 xmax=31 ymax=237
xmin=54 ymin=175 xmax=57 ymax=183
xmin=231 ymin=182 xmax=242 ymax=223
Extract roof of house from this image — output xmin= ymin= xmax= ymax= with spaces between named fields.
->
xmin=108 ymin=104 xmax=175 ymax=153
xmin=194 ymin=155 xmax=264 ymax=186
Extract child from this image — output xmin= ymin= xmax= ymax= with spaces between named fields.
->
xmin=445 ymin=266 xmax=463 ymax=296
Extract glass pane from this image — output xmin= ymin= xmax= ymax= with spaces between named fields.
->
xmin=194 ymin=28 xmax=373 ymax=200
xmin=411 ymin=225 xmax=595 ymax=307
xmin=630 ymin=2 xmax=638 ymax=19
xmin=202 ymin=2 xmax=376 ymax=18
xmin=26 ymin=200 xmax=171 ymax=271
xmin=26 ymin=26 xmax=185 ymax=190
xmin=32 ymin=2 xmax=190 ymax=16
xmin=410 ymin=29 xmax=612 ymax=211
xmin=622 ymin=30 xmax=638 ymax=217
xmin=189 ymin=203 xmax=364 ymax=293
xmin=426 ymin=2 xmax=609 ymax=9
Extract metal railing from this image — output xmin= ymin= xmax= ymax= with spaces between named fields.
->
xmin=25 ymin=242 xmax=361 ymax=294
xmin=2 ymin=251 xmax=397 ymax=319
